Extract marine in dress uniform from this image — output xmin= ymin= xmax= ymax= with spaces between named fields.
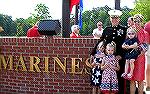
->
xmin=101 ymin=9 xmax=128 ymax=94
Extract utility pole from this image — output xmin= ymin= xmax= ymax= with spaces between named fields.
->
xmin=115 ymin=0 xmax=121 ymax=10
xmin=62 ymin=0 xmax=70 ymax=38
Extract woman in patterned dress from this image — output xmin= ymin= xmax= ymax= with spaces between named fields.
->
xmin=90 ymin=40 xmax=105 ymax=94
xmin=100 ymin=42 xmax=120 ymax=94
xmin=130 ymin=14 xmax=149 ymax=94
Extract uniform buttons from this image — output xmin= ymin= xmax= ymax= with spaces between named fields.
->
xmin=113 ymin=37 xmax=115 ymax=39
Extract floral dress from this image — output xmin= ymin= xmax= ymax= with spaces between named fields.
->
xmin=91 ymin=51 xmax=105 ymax=86
xmin=101 ymin=55 xmax=119 ymax=93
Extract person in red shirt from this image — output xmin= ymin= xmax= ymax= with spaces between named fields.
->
xmin=70 ymin=25 xmax=81 ymax=38
xmin=27 ymin=23 xmax=41 ymax=37
xmin=144 ymin=21 xmax=150 ymax=91
xmin=130 ymin=14 xmax=149 ymax=94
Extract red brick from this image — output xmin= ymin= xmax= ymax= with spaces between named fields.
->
xmin=54 ymin=85 xmax=64 ymax=90
xmin=18 ymin=77 xmax=25 ymax=80
xmin=18 ymin=83 xmax=25 ymax=87
xmin=74 ymin=87 xmax=84 ymax=90
xmin=49 ymin=89 xmax=58 ymax=93
xmin=9 ymin=82 xmax=17 ymax=86
xmin=68 ymin=90 xmax=78 ymax=93
xmin=63 ymin=43 xmax=74 ymax=47
xmin=35 ymin=84 xmax=44 ymax=88
xmin=74 ymin=79 xmax=83 ymax=83
xmin=59 ymin=89 xmax=68 ymax=93
xmin=1 ymin=37 xmax=98 ymax=93
xmin=26 ymin=91 xmax=34 ymax=93
xmin=45 ymin=85 xmax=53 ymax=89
xmin=13 ymin=86 xmax=20 ymax=90
xmin=39 ymin=88 xmax=49 ymax=92
xmin=5 ymin=85 xmax=12 ymax=89
xmin=54 ymin=43 xmax=63 ymax=47
xmin=30 ymin=87 xmax=39 ymax=91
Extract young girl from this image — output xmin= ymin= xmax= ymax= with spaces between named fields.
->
xmin=90 ymin=41 xmax=105 ymax=94
xmin=100 ymin=42 xmax=120 ymax=94
xmin=121 ymin=28 xmax=140 ymax=79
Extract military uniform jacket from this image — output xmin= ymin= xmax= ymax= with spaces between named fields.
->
xmin=101 ymin=25 xmax=127 ymax=57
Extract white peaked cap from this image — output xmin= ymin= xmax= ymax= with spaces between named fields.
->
xmin=108 ymin=9 xmax=122 ymax=17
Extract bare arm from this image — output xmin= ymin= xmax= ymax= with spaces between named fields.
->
xmin=101 ymin=59 xmax=110 ymax=70
xmin=101 ymin=59 xmax=105 ymax=70
xmin=115 ymin=62 xmax=120 ymax=71
xmin=90 ymin=55 xmax=96 ymax=67
xmin=128 ymin=42 xmax=138 ymax=49
xmin=122 ymin=43 xmax=127 ymax=49
xmin=110 ymin=60 xmax=120 ymax=71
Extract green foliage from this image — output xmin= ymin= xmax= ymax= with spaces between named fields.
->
xmin=31 ymin=3 xmax=52 ymax=21
xmin=120 ymin=7 xmax=132 ymax=26
xmin=0 ymin=3 xmax=52 ymax=36
xmin=14 ymin=18 xmax=32 ymax=37
xmin=0 ymin=14 xmax=17 ymax=36
xmin=80 ymin=6 xmax=132 ymax=36
xmin=130 ymin=0 xmax=150 ymax=23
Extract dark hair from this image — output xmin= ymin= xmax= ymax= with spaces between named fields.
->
xmin=90 ymin=39 xmax=106 ymax=56
xmin=130 ymin=17 xmax=133 ymax=21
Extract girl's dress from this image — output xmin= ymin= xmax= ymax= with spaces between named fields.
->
xmin=101 ymin=55 xmax=119 ymax=93
xmin=91 ymin=51 xmax=105 ymax=86
xmin=124 ymin=37 xmax=140 ymax=59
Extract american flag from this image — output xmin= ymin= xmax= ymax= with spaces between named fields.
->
xmin=139 ymin=43 xmax=148 ymax=52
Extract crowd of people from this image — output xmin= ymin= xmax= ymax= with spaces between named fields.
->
xmin=25 ymin=9 xmax=150 ymax=94
xmin=88 ymin=10 xmax=150 ymax=94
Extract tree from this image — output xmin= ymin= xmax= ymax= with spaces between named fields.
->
xmin=120 ymin=6 xmax=132 ymax=26
xmin=31 ymin=3 xmax=52 ymax=22
xmin=130 ymin=0 xmax=150 ymax=23
xmin=80 ymin=6 xmax=111 ymax=36
xmin=14 ymin=18 xmax=32 ymax=36
xmin=0 ymin=14 xmax=17 ymax=36
xmin=80 ymin=6 xmax=131 ymax=36
xmin=0 ymin=3 xmax=53 ymax=36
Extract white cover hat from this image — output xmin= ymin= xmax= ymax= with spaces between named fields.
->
xmin=108 ymin=9 xmax=122 ymax=17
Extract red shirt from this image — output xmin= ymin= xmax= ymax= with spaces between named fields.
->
xmin=27 ymin=25 xmax=41 ymax=37
xmin=70 ymin=32 xmax=81 ymax=38
xmin=144 ymin=21 xmax=150 ymax=44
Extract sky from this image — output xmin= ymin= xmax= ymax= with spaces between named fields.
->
xmin=0 ymin=0 xmax=135 ymax=20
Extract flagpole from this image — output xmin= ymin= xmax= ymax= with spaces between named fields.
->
xmin=62 ymin=0 xmax=70 ymax=38
xmin=74 ymin=4 xmax=79 ymax=25
xmin=115 ymin=0 xmax=120 ymax=10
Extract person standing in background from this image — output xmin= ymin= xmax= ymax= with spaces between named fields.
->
xmin=27 ymin=22 xmax=41 ymax=37
xmin=92 ymin=21 xmax=103 ymax=39
xmin=144 ymin=21 xmax=150 ymax=91
xmin=70 ymin=25 xmax=81 ymax=38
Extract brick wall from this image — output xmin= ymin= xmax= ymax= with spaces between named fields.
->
xmin=0 ymin=36 xmax=99 ymax=94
